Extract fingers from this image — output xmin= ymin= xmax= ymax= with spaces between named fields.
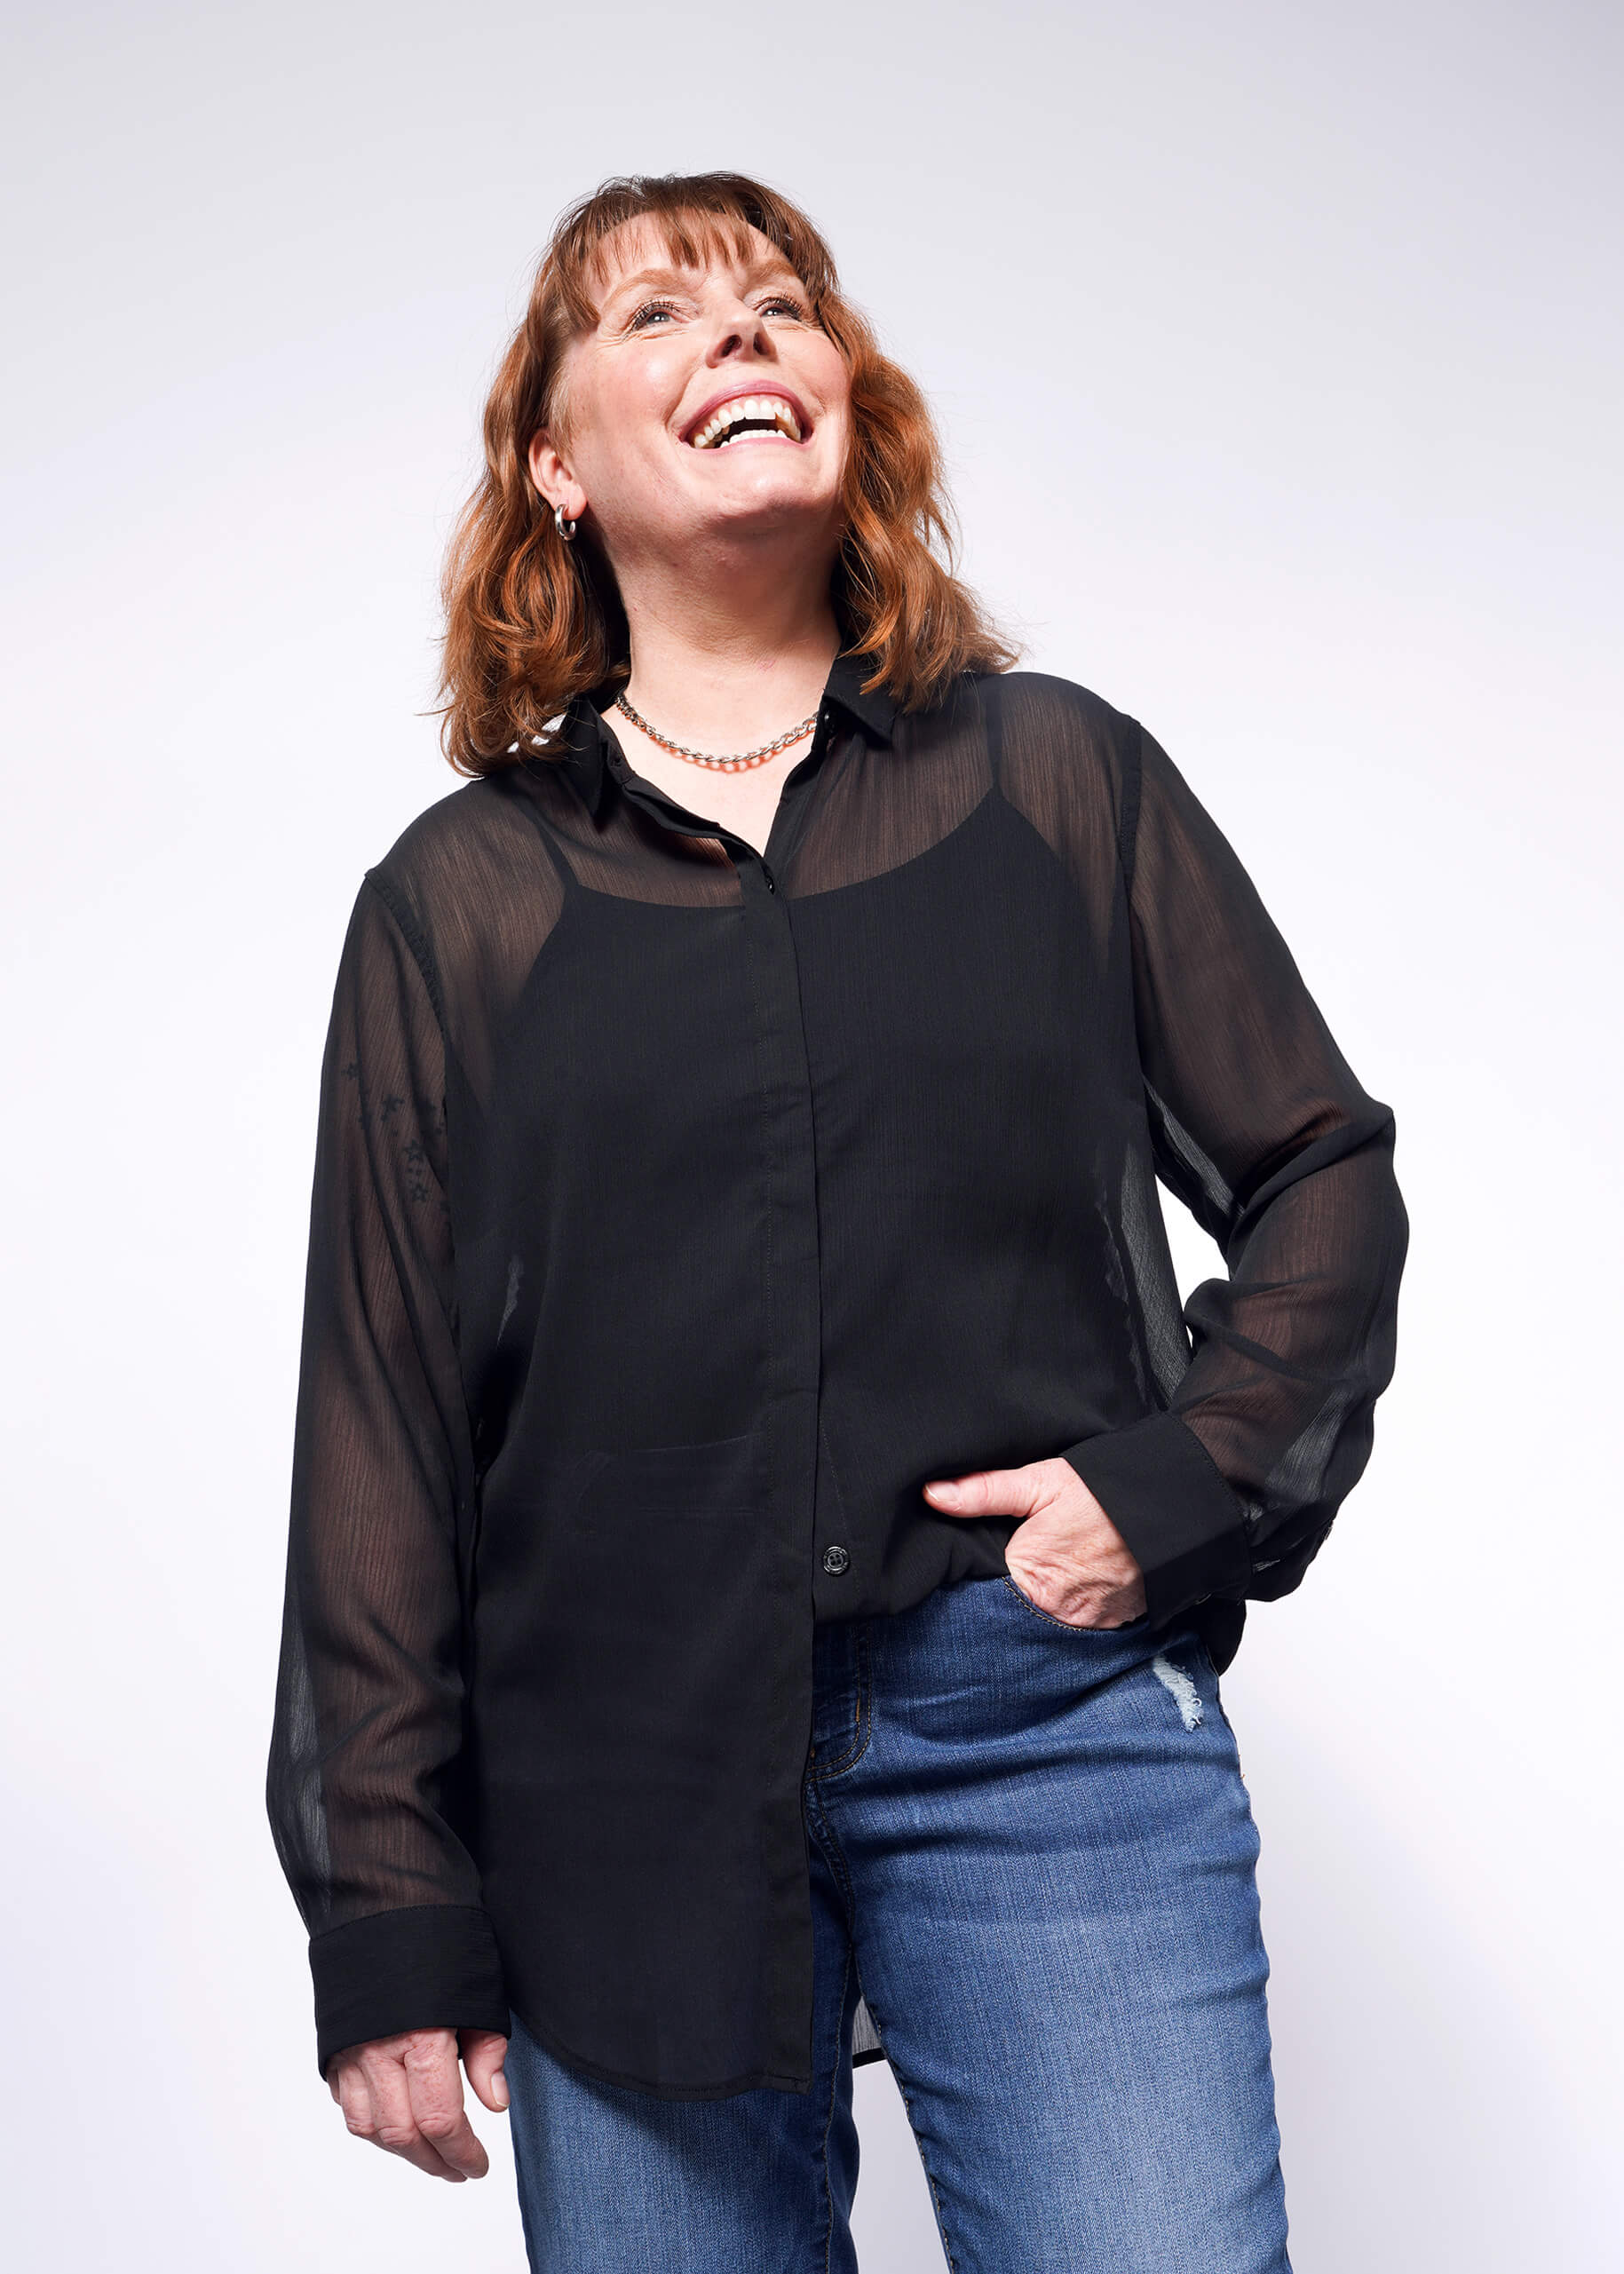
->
xmin=334 ymin=2054 xmax=376 ymax=2142
xmin=923 ymin=1459 xmax=1061 ymax=1518
xmin=461 ymin=2028 xmax=511 ymax=2114
xmin=329 ymin=2030 xmax=488 ymax=2182
xmin=402 ymin=2032 xmax=489 ymax=2180
xmin=376 ymin=2042 xmax=473 ymax=2181
xmin=1003 ymin=1486 xmax=1149 ymax=1625
xmin=931 ymin=1461 xmax=1148 ymax=1626
xmin=1006 ymin=1539 xmax=1147 ymax=1627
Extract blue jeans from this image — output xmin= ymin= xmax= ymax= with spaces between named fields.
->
xmin=506 ymin=1572 xmax=1293 ymax=2272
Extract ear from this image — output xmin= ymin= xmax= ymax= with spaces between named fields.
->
xmin=528 ymin=431 xmax=585 ymax=524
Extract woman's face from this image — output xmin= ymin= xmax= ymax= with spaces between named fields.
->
xmin=530 ymin=218 xmax=852 ymax=575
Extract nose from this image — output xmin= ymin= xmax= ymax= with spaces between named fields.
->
xmin=704 ymin=291 xmax=774 ymax=368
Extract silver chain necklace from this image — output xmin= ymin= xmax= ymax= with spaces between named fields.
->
xmin=613 ymin=691 xmax=820 ymax=773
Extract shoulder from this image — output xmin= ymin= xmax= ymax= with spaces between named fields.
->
xmin=950 ymin=670 xmax=1148 ymax=828
xmin=930 ymin=670 xmax=1145 ymax=786
xmin=922 ymin=672 xmax=1150 ymax=894
xmin=365 ymin=770 xmax=524 ymax=895
xmin=353 ymin=765 xmax=570 ymax=1046
xmin=971 ymin=669 xmax=1141 ymax=752
xmin=362 ymin=767 xmax=551 ymax=935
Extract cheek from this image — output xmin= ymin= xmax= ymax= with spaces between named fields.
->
xmin=805 ymin=346 xmax=854 ymax=462
xmin=623 ymin=338 xmax=692 ymax=424
xmin=576 ymin=345 xmax=685 ymax=453
xmin=570 ymin=372 xmax=685 ymax=511
xmin=818 ymin=397 xmax=854 ymax=495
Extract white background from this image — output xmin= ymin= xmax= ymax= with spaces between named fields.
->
xmin=3 ymin=1 xmax=1619 ymax=2265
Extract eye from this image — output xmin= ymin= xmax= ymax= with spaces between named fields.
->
xmin=627 ymin=297 xmax=683 ymax=331
xmin=757 ymin=293 xmax=807 ymax=320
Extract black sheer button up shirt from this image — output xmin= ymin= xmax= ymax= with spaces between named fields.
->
xmin=266 ymin=657 xmax=1407 ymax=2096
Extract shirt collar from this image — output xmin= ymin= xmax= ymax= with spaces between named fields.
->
xmin=821 ymin=648 xmax=899 ymax=744
xmin=551 ymin=649 xmax=898 ymax=823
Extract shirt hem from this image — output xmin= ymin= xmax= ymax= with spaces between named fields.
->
xmin=509 ymin=1995 xmax=815 ymax=2101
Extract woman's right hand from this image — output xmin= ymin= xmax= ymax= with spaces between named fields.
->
xmin=329 ymin=2025 xmax=510 ymax=2181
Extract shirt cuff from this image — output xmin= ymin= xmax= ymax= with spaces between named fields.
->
xmin=309 ymin=1904 xmax=510 ymax=2079
xmin=1061 ymin=1410 xmax=1253 ymax=1628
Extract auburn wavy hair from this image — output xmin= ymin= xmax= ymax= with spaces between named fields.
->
xmin=437 ymin=171 xmax=1018 ymax=774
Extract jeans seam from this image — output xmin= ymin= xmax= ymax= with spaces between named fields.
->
xmin=819 ymin=1937 xmax=854 ymax=2274
xmin=1197 ymin=1641 xmax=1250 ymax=1787
xmin=809 ymin=1621 xmax=873 ymax=1781
xmin=858 ymin=2004 xmax=960 ymax=2274
xmin=804 ymin=1778 xmax=860 ymax=1931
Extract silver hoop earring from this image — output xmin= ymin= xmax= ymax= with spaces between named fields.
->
xmin=554 ymin=503 xmax=578 ymax=543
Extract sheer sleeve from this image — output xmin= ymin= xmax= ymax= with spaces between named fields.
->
xmin=1064 ymin=724 xmax=1409 ymax=1628
xmin=266 ymin=875 xmax=508 ymax=2077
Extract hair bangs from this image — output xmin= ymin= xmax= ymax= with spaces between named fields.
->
xmin=556 ymin=183 xmax=832 ymax=333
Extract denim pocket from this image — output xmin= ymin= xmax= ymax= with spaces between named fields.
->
xmin=1000 ymin=1573 xmax=1150 ymax=1634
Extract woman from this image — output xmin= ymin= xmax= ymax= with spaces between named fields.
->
xmin=268 ymin=171 xmax=1407 ymax=2270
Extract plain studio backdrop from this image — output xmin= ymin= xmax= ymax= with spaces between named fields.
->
xmin=3 ymin=1 xmax=1619 ymax=2265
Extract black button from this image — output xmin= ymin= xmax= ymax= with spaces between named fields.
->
xmin=821 ymin=1544 xmax=851 ymax=1575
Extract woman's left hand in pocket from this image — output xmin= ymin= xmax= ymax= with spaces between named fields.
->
xmin=923 ymin=1457 xmax=1148 ymax=1629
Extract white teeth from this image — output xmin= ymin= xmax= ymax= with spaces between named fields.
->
xmin=691 ymin=394 xmax=804 ymax=447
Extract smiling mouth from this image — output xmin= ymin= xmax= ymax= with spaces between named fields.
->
xmin=689 ymin=394 xmax=805 ymax=449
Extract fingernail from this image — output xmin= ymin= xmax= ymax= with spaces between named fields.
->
xmin=492 ymin=2070 xmax=509 ymax=2109
xmin=926 ymin=1481 xmax=961 ymax=1503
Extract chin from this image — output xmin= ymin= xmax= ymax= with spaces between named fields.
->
xmin=697 ymin=472 xmax=836 ymax=535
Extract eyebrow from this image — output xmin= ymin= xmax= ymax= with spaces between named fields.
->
xmin=598 ymin=256 xmax=804 ymax=306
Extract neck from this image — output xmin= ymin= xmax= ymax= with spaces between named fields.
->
xmin=613 ymin=527 xmax=844 ymax=746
